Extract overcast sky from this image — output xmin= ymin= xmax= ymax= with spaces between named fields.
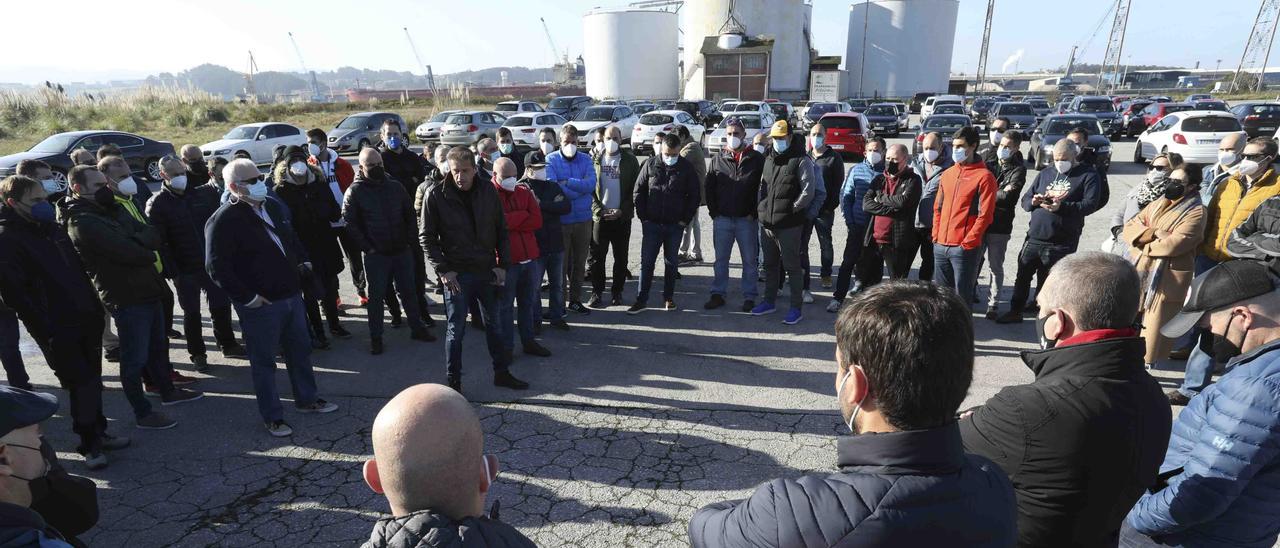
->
xmin=0 ymin=0 xmax=1251 ymax=85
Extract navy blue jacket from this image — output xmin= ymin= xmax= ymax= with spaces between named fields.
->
xmin=1126 ymin=338 xmax=1280 ymax=548
xmin=1021 ymin=162 xmax=1102 ymax=246
xmin=706 ymin=147 xmax=764 ymax=219
xmin=526 ymin=177 xmax=571 ymax=255
xmin=635 ymin=156 xmax=700 ymax=225
xmin=689 ymin=423 xmax=1017 ymax=548
xmin=205 ymin=198 xmax=306 ymax=305
xmin=0 ymin=209 xmax=102 ymax=342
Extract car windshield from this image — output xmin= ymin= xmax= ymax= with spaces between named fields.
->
xmin=577 ymin=107 xmax=614 ymax=122
xmin=821 ymin=117 xmax=861 ymax=130
xmin=445 ymin=114 xmax=473 ymax=125
xmin=222 ymin=126 xmax=259 ymax=140
xmin=336 ymin=116 xmax=370 ymax=130
xmin=639 ymin=113 xmax=674 ymax=125
xmin=429 ymin=112 xmax=454 ymax=123
xmin=726 ymin=115 xmax=764 ymax=129
xmin=1249 ymin=104 xmax=1280 ymax=114
xmin=1128 ymin=102 xmax=1152 ymax=113
xmin=1029 ymin=100 xmax=1049 ymax=108
xmin=548 ymin=97 xmax=574 ymax=108
xmin=1077 ymin=101 xmax=1113 ymax=113
xmin=731 ymin=104 xmax=757 ymax=111
xmin=1165 ymin=105 xmax=1193 ymax=114
xmin=1045 ymin=119 xmax=1104 ymax=135
xmin=1182 ymin=117 xmax=1243 ymax=132
xmin=866 ymin=106 xmax=897 ymax=116
xmin=674 ymin=102 xmax=698 ymax=114
xmin=29 ymin=133 xmax=80 ymax=154
xmin=769 ymin=104 xmax=788 ymax=117
xmin=808 ymin=103 xmax=840 ymax=116
xmin=998 ymin=104 xmax=1034 ymax=115
xmin=936 ymin=105 xmax=964 ymax=113
xmin=495 ymin=104 xmax=518 ymax=112
xmin=924 ymin=117 xmax=967 ymax=131
xmin=634 ymin=105 xmax=656 ymax=114
xmin=1196 ymin=102 xmax=1228 ymax=111
xmin=656 ymin=101 xmax=675 ymax=109
xmin=502 ymin=116 xmax=534 ymax=127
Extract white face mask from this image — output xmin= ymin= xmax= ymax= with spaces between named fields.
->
xmin=1234 ymin=158 xmax=1262 ymax=178
xmin=115 ymin=176 xmax=137 ymax=196
xmin=540 ymin=141 xmax=556 ymax=155
xmin=997 ymin=147 xmax=1012 ymax=161
xmin=605 ymin=139 xmax=619 ymax=154
xmin=289 ymin=161 xmax=308 ymax=177
xmin=727 ymin=135 xmax=743 ymax=150
xmin=836 ymin=366 xmax=866 ymax=434
xmin=866 ymin=151 xmax=883 ymax=165
xmin=1147 ymin=168 xmax=1169 ymax=184
xmin=753 ymin=144 xmax=767 ymax=154
xmin=923 ymin=149 xmax=940 ymax=163
xmin=307 ymin=143 xmax=322 ymax=157
xmin=41 ymin=178 xmax=64 ymax=194
xmin=561 ymin=144 xmax=577 ymax=159
xmin=169 ymin=174 xmax=188 ymax=191
xmin=439 ymin=159 xmax=450 ymax=173
xmin=527 ymin=168 xmax=545 ymax=180
xmin=1054 ymin=160 xmax=1073 ymax=174
xmin=989 ymin=130 xmax=1004 ymax=144
xmin=1218 ymin=150 xmax=1239 ymax=167
xmin=245 ymin=180 xmax=268 ymax=202
xmin=498 ymin=176 xmax=518 ymax=191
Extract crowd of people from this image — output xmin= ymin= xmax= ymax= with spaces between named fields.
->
xmin=0 ymin=108 xmax=1279 ymax=547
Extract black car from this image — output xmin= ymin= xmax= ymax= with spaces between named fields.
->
xmin=910 ymin=92 xmax=935 ymax=114
xmin=913 ymin=114 xmax=971 ymax=155
xmin=1066 ymin=96 xmax=1122 ymax=137
xmin=674 ymin=100 xmax=717 ymax=125
xmin=863 ymin=103 xmax=902 ymax=136
xmin=1230 ymin=102 xmax=1280 ymax=138
xmin=1029 ymin=115 xmax=1111 ymax=172
xmin=989 ymin=102 xmax=1038 ymax=131
xmin=969 ymin=97 xmax=996 ymax=126
xmin=547 ymin=96 xmax=594 ymax=120
xmin=0 ymin=130 xmax=174 ymax=183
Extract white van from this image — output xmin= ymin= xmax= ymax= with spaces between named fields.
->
xmin=921 ymin=94 xmax=965 ymax=120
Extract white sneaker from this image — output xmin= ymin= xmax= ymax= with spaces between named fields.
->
xmin=826 ymin=300 xmax=842 ymax=313
xmin=264 ymin=420 xmax=293 ymax=437
xmin=802 ymin=290 xmax=814 ymax=304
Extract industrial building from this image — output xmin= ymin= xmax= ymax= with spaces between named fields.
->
xmin=583 ymin=8 xmax=679 ymax=100
xmin=845 ymin=0 xmax=959 ymax=98
xmin=682 ymin=0 xmax=814 ymax=101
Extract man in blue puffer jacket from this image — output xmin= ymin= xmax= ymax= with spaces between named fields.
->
xmin=544 ymin=124 xmax=597 ymax=315
xmin=827 ymin=138 xmax=881 ymax=311
xmin=689 ymin=280 xmax=1016 ymax=548
xmin=1123 ymin=259 xmax=1280 ymax=548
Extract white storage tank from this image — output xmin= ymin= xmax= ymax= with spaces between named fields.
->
xmin=683 ymin=0 xmax=812 ymax=100
xmin=846 ymin=0 xmax=959 ymax=98
xmin=583 ymin=8 xmax=679 ymax=100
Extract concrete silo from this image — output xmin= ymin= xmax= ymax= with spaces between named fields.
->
xmin=846 ymin=0 xmax=959 ymax=98
xmin=583 ymin=8 xmax=679 ymax=100
xmin=683 ymin=0 xmax=813 ymax=100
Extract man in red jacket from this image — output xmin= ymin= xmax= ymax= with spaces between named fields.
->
xmin=493 ymin=158 xmax=551 ymax=359
xmin=931 ymin=126 xmax=996 ymax=305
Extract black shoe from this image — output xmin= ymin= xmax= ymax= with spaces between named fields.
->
xmin=567 ymin=301 xmax=591 ymax=315
xmin=411 ymin=328 xmax=437 ymax=342
xmin=370 ymin=337 xmax=384 ymax=355
xmin=627 ymin=302 xmax=646 ymax=315
xmin=493 ymin=371 xmax=529 ymax=390
xmin=220 ymin=343 xmax=247 ymax=359
xmin=674 ymin=270 xmax=683 ymax=280
xmin=390 ymin=316 xmax=403 ymax=329
xmin=191 ymin=355 xmax=210 ymax=374
xmin=447 ymin=377 xmax=462 ymax=393
xmin=312 ymin=337 xmax=331 ymax=351
xmin=741 ymin=299 xmax=755 ymax=313
xmin=422 ymin=314 xmax=436 ymax=328
xmin=704 ymin=294 xmax=726 ymax=310
xmin=167 ymin=329 xmax=183 ymax=340
xmin=523 ymin=342 xmax=552 ymax=357
xmin=105 ymin=346 xmax=120 ymax=363
xmin=549 ymin=319 xmax=570 ymax=331
xmin=610 ymin=294 xmax=624 ymax=306
xmin=587 ymin=294 xmax=606 ymax=309
xmin=329 ymin=325 xmax=352 ymax=339
xmin=994 ymin=310 xmax=1024 ymax=324
xmin=1166 ymin=389 xmax=1192 ymax=406
xmin=985 ymin=306 xmax=999 ymax=320
xmin=626 ymin=269 xmax=634 ymax=280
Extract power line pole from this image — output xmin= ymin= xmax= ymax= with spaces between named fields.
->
xmin=1098 ymin=0 xmax=1131 ymax=93
xmin=1232 ymin=0 xmax=1280 ymax=93
xmin=975 ymin=0 xmax=995 ymax=97
xmin=857 ymin=0 xmax=870 ymax=98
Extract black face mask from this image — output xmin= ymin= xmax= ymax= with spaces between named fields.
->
xmin=1200 ymin=321 xmax=1244 ymax=362
xmin=886 ymin=160 xmax=901 ymax=175
xmin=1036 ymin=314 xmax=1057 ymax=350
xmin=1163 ymin=182 xmax=1186 ymax=201
xmin=92 ymin=185 xmax=115 ymax=207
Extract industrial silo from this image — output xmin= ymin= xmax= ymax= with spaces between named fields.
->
xmin=682 ymin=0 xmax=812 ymax=100
xmin=583 ymin=8 xmax=679 ymax=100
xmin=846 ymin=0 xmax=959 ymax=98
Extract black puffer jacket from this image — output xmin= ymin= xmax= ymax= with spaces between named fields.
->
xmin=61 ymin=196 xmax=167 ymax=309
xmin=420 ymin=173 xmax=511 ymax=275
xmin=861 ymin=168 xmax=922 ymax=249
xmin=145 ymin=183 xmax=222 ymax=276
xmin=0 ymin=208 xmax=102 ymax=341
xmin=361 ymin=510 xmax=536 ymax=548
xmin=960 ymin=335 xmax=1171 ymax=548
xmin=812 ymin=147 xmax=845 ymax=214
xmin=343 ymin=173 xmax=417 ymax=256
xmin=987 ymin=152 xmax=1028 ymax=235
xmin=689 ymin=423 xmax=1017 ymax=547
xmin=274 ymin=164 xmax=343 ymax=272
xmin=705 ymin=147 xmax=764 ymax=219
xmin=634 ymin=156 xmax=700 ymax=225
xmin=379 ymin=144 xmax=429 ymax=198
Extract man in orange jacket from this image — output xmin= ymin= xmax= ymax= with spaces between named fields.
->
xmin=932 ymin=127 xmax=996 ymax=305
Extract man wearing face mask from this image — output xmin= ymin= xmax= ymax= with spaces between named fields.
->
xmin=306 ymin=128 xmax=365 ymax=307
xmin=376 ymin=120 xmax=432 ymax=321
xmin=826 ymin=138 xmax=883 ymax=313
xmin=1123 ymin=259 xmax=1280 ymax=548
xmin=63 ymin=166 xmax=199 ymax=431
xmin=1065 ymin=127 xmax=1109 ymax=209
xmin=206 ymin=159 xmax=339 ymax=437
xmin=0 ymin=387 xmax=89 ymax=547
xmin=527 ymin=127 xmax=558 ymax=167
xmin=808 ymin=124 xmax=844 ymax=290
xmin=495 ymin=128 xmax=524 ymax=176
xmin=15 ymin=160 xmax=65 ymax=205
xmin=931 ymin=127 xmax=996 ymax=305
xmin=628 ymin=133 xmax=700 ymax=315
xmin=962 ymin=252 xmax=1170 ymax=548
xmin=491 ymin=158 xmax=550 ymax=360
xmin=752 ymin=121 xmax=815 ymax=325
xmin=690 ymin=281 xmax=1017 ymax=547
xmin=995 ymin=140 xmax=1101 ymax=324
xmin=475 ymin=138 xmax=501 ymax=177
xmin=910 ymin=132 xmax=952 ymax=283
xmin=977 ymin=131 xmax=1027 ymax=320
xmin=0 ymin=176 xmax=129 ymax=470
xmin=676 ymin=125 xmax=707 ymax=265
xmin=587 ymin=126 xmax=637 ymax=309
xmin=521 ymin=156 xmax=572 ymax=332
xmin=3 ymin=162 xmax=68 ymax=392
xmin=274 ymin=146 xmax=349 ymax=350
xmin=145 ymin=155 xmax=244 ymax=372
xmin=859 ymin=143 xmax=922 ymax=286
xmin=705 ymin=118 xmax=764 ymax=312
xmin=179 ymin=144 xmax=210 ymax=190
xmin=545 ymin=125 xmax=597 ymax=316
xmin=1202 ymin=132 xmax=1245 ymax=203
xmin=420 ymin=147 xmax=528 ymax=393
xmin=208 ymin=157 xmax=228 ymax=192
xmin=343 ymin=149 xmax=436 ymax=355
xmin=589 ymin=127 xmax=608 ymax=161
xmin=978 ymin=116 xmax=1010 ymax=171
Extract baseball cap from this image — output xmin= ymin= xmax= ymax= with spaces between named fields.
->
xmin=0 ymin=386 xmax=58 ymax=439
xmin=769 ymin=120 xmax=791 ymax=138
xmin=1161 ymin=260 xmax=1277 ymax=338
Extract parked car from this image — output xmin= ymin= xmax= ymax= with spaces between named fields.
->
xmin=1128 ymin=102 xmax=1195 ymax=137
xmin=631 ymin=110 xmax=706 ymax=155
xmin=546 ymin=96 xmax=594 ymax=120
xmin=0 ymin=130 xmax=174 ymax=183
xmin=438 ymin=111 xmax=508 ymax=146
xmin=910 ymin=92 xmax=936 ymax=114
xmin=674 ymin=100 xmax=717 ymax=124
xmin=703 ymin=112 xmax=773 ymax=153
xmin=1230 ymin=102 xmax=1280 ymax=138
xmin=724 ymin=101 xmax=772 ymax=117
xmin=845 ymin=98 xmax=872 ymax=113
xmin=716 ymin=98 xmax=742 ymax=111
xmin=632 ymin=103 xmax=659 ymax=115
xmin=932 ymin=103 xmax=967 ymax=117
xmin=597 ymin=99 xmax=622 ymax=106
xmin=571 ymin=105 xmax=640 ymax=146
xmin=969 ymin=97 xmax=997 ymax=127
xmin=802 ymin=102 xmax=849 ymax=131
xmin=500 ymin=112 xmax=568 ymax=149
xmin=1054 ymin=100 xmax=1072 ymax=115
xmin=767 ymin=102 xmax=795 ymax=126
xmin=201 ymin=123 xmax=307 ymax=166
xmin=1185 ymin=93 xmax=1213 ymax=103
xmin=1192 ymin=99 xmax=1229 ymax=112
xmin=886 ymin=102 xmax=910 ymax=131
xmin=1066 ymin=96 xmax=1121 ymax=136
xmin=819 ymin=113 xmax=873 ymax=158
xmin=1110 ymin=95 xmax=1131 ymax=107
xmin=989 ymin=101 xmax=1038 ymax=131
xmin=913 ymin=114 xmax=972 ymax=155
xmin=921 ymin=94 xmax=963 ymax=120
xmin=414 ymin=110 xmax=464 ymax=144
xmin=1118 ymin=100 xmax=1153 ymax=136
xmin=863 ymin=103 xmax=903 ymax=136
xmin=329 ymin=112 xmax=407 ymax=153
xmin=494 ymin=101 xmax=544 ymax=114
xmin=1027 ymin=98 xmax=1052 ymax=119
xmin=1135 ymin=111 xmax=1247 ymax=165
xmin=1029 ymin=115 xmax=1112 ymax=171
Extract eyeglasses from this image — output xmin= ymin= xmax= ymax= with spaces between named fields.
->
xmin=1243 ymin=153 xmax=1270 ymax=161
xmin=1168 ymin=178 xmax=1187 ymax=185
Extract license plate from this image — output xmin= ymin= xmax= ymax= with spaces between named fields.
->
xmin=830 ymin=144 xmax=845 ymax=150
xmin=448 ymin=130 xmax=464 ymax=135
xmin=1197 ymin=139 xmax=1217 ymax=144
xmin=1262 ymin=127 xmax=1276 ymax=132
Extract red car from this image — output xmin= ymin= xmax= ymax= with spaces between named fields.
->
xmin=819 ymin=113 xmax=873 ymax=158
xmin=1127 ymin=102 xmax=1194 ymax=137
xmin=1111 ymin=95 xmax=1131 ymax=107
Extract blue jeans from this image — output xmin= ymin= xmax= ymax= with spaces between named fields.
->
xmin=933 ymin=244 xmax=982 ymax=304
xmin=364 ymin=249 xmax=425 ymax=338
xmin=710 ymin=216 xmax=759 ymax=300
xmin=234 ymin=294 xmax=318 ymax=422
xmin=637 ymin=221 xmax=684 ymax=304
xmin=535 ymin=251 xmax=565 ymax=321
xmin=1177 ymin=255 xmax=1223 ymax=397
xmin=112 ymin=301 xmax=174 ymax=418
xmin=443 ymin=271 xmax=507 ymax=379
xmin=813 ymin=210 xmax=835 ymax=278
xmin=0 ymin=307 xmax=29 ymax=390
xmin=499 ymin=262 xmax=539 ymax=351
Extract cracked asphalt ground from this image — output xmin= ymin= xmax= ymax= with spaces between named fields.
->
xmin=11 ymin=137 xmax=1196 ymax=547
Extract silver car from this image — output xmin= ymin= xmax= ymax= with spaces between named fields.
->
xmin=414 ymin=110 xmax=464 ymax=144
xmin=439 ymin=111 xmax=508 ymax=146
xmin=328 ymin=111 xmax=406 ymax=153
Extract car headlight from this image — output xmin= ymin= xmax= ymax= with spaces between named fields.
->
xmin=215 ymin=149 xmax=231 ymax=155
xmin=339 ymin=135 xmax=351 ymax=142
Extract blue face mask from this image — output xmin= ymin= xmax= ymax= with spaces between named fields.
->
xmin=663 ymin=155 xmax=678 ymax=167
xmin=773 ymin=138 xmax=789 ymax=154
xmin=30 ymin=201 xmax=56 ymax=224
xmin=387 ymin=136 xmax=402 ymax=150
xmin=952 ymin=146 xmax=968 ymax=164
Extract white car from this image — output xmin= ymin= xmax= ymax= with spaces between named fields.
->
xmin=569 ymin=105 xmax=640 ymax=146
xmin=921 ymin=94 xmax=964 ymax=120
xmin=702 ymin=113 xmax=774 ymax=153
xmin=415 ymin=110 xmax=464 ymax=143
xmin=887 ymin=102 xmax=910 ymax=130
xmin=500 ymin=112 xmax=568 ymax=148
xmin=494 ymin=101 xmax=544 ymax=114
xmin=1135 ymin=111 xmax=1247 ymax=165
xmin=631 ymin=110 xmax=706 ymax=155
xmin=201 ymin=122 xmax=306 ymax=166
xmin=723 ymin=101 xmax=772 ymax=117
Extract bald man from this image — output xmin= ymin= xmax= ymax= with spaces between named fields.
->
xmin=1203 ymin=132 xmax=1246 ymax=203
xmin=362 ymin=384 xmax=535 ymax=547
xmin=343 ymin=148 xmax=436 ymax=355
xmin=179 ymin=144 xmax=211 ymax=189
xmin=911 ymin=131 xmax=953 ymax=283
xmin=860 ymin=143 xmax=923 ymax=285
xmin=492 ymin=157 xmax=550 ymax=359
